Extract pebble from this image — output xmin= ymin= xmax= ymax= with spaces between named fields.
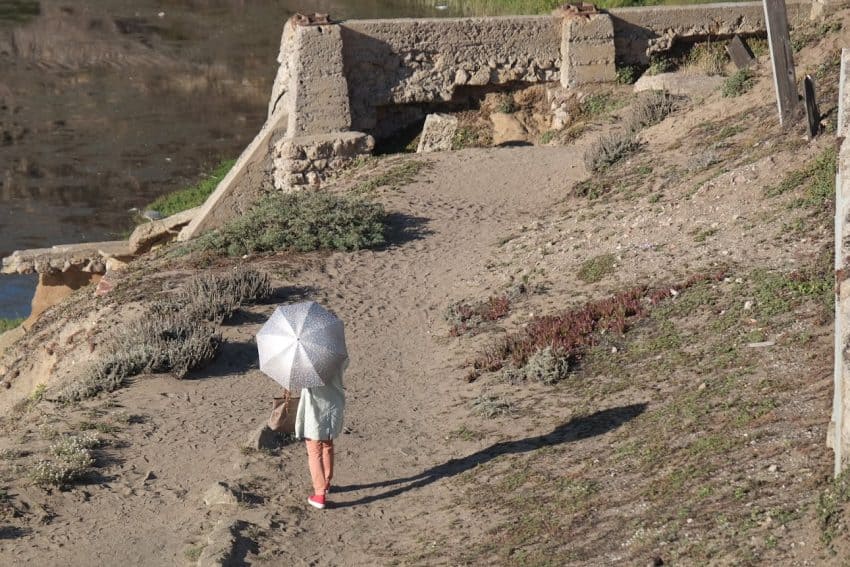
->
xmin=743 ymin=300 xmax=753 ymax=310
xmin=768 ymin=464 xmax=778 ymax=473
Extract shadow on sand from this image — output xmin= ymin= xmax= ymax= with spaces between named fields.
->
xmin=331 ymin=403 xmax=647 ymax=508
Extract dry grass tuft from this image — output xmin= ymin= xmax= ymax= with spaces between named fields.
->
xmin=57 ymin=268 xmax=272 ymax=402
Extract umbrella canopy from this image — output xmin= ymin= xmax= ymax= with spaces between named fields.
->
xmin=256 ymin=301 xmax=348 ymax=391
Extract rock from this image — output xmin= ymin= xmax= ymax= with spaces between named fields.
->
xmin=128 ymin=207 xmax=199 ymax=255
xmin=94 ymin=270 xmax=115 ymax=297
xmin=416 ymin=113 xmax=458 ymax=153
xmin=743 ymin=300 xmax=753 ymax=311
xmin=203 ymin=481 xmax=239 ymax=507
xmin=490 ymin=112 xmax=527 ymax=146
xmin=768 ymin=464 xmax=778 ymax=473
xmin=551 ymin=107 xmax=570 ymax=130
xmin=454 ymin=69 xmax=469 ymax=84
xmin=245 ymin=425 xmax=278 ymax=451
xmin=634 ymin=72 xmax=725 ymax=97
xmin=141 ymin=210 xmax=164 ymax=221
xmin=197 ymin=518 xmax=238 ymax=567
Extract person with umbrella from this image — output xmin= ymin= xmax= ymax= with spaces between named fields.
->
xmin=257 ymin=301 xmax=348 ymax=510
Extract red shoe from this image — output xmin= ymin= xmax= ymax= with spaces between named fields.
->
xmin=307 ymin=494 xmax=326 ymax=509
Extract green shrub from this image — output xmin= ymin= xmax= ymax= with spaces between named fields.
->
xmin=647 ymin=55 xmax=675 ymax=76
xmin=722 ymin=69 xmax=755 ymax=97
xmin=194 ymin=191 xmax=386 ymax=257
xmin=145 ymin=158 xmax=236 ymax=218
xmin=616 ymin=65 xmax=641 ymax=85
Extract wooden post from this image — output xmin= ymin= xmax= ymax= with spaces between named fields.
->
xmin=764 ymin=0 xmax=800 ymax=126
xmin=804 ymin=75 xmax=820 ymax=139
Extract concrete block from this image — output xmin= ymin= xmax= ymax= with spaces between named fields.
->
xmin=128 ymin=207 xmax=198 ymax=254
xmin=563 ymin=13 xmax=615 ymax=41
xmin=634 ymin=72 xmax=725 ymax=97
xmin=417 ymin=113 xmax=458 ymax=153
xmin=566 ymin=41 xmax=616 ymax=66
xmin=288 ymin=24 xmax=352 ymax=137
xmin=563 ymin=62 xmax=617 ymax=87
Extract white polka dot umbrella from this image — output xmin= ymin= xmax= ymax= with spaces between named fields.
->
xmin=256 ymin=301 xmax=348 ymax=391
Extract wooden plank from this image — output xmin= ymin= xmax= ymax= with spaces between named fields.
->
xmin=763 ymin=0 xmax=800 ymax=126
xmin=727 ymin=35 xmax=755 ymax=69
xmin=804 ymin=74 xmax=820 ymax=138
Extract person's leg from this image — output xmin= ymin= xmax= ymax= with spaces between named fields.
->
xmin=304 ymin=440 xmax=326 ymax=497
xmin=321 ymin=440 xmax=334 ymax=491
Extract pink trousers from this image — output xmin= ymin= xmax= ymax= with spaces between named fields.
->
xmin=305 ymin=439 xmax=334 ymax=496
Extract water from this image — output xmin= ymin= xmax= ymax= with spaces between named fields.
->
xmin=0 ymin=0 xmax=477 ymax=319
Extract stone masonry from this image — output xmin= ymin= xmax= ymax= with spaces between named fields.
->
xmin=560 ymin=8 xmax=617 ymax=88
xmin=179 ymin=1 xmax=821 ymax=240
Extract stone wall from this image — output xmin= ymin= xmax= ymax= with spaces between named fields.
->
xmin=340 ymin=17 xmax=562 ymax=136
xmin=608 ymin=2 xmax=811 ymax=65
xmin=178 ymin=0 xmax=823 ymax=240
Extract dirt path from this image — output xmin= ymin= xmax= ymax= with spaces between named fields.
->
xmin=0 ymin=145 xmax=588 ymax=565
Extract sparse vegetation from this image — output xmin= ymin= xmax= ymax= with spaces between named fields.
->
xmin=647 ymin=55 xmax=675 ymax=76
xmin=539 ymin=130 xmax=557 ymax=145
xmin=30 ymin=434 xmax=100 ymax=488
xmin=0 ymin=318 xmax=23 ymax=333
xmin=24 ymin=384 xmax=47 ymax=411
xmin=616 ymin=64 xmax=641 ymax=85
xmin=468 ymin=272 xmax=725 ymax=382
xmin=472 ymin=395 xmax=515 ymax=418
xmin=192 ymin=190 xmax=387 ymax=257
xmin=765 ymin=146 xmax=837 ymax=212
xmin=580 ymin=93 xmax=621 ymax=118
xmin=352 ymin=160 xmax=427 ymax=195
xmin=446 ymin=294 xmax=512 ymax=336
xmin=577 ymin=253 xmax=617 ymax=283
xmin=818 ymin=467 xmax=850 ymax=550
xmin=144 ymin=158 xmax=235 ymax=219
xmin=791 ymin=17 xmax=842 ymax=52
xmin=501 ymin=345 xmax=571 ymax=385
xmin=495 ymin=94 xmax=517 ymax=114
xmin=584 ymin=91 xmax=678 ymax=173
xmin=57 ymin=269 xmax=272 ymax=402
xmin=184 ymin=545 xmax=205 ymax=561
xmin=452 ymin=124 xmax=491 ymax=149
xmin=685 ymin=41 xmax=729 ymax=76
xmin=584 ymin=131 xmax=639 ymax=172
xmin=722 ymin=69 xmax=755 ymax=97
